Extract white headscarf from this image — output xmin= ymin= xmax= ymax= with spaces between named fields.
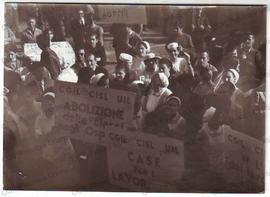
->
xmin=228 ymin=69 xmax=240 ymax=84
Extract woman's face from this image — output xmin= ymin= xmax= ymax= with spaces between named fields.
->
xmin=146 ymin=61 xmax=158 ymax=73
xmin=159 ymin=64 xmax=170 ymax=78
xmin=42 ymin=98 xmax=55 ymax=118
xmin=169 ymin=48 xmax=179 ymax=59
xmin=199 ymin=52 xmax=209 ymax=64
xmin=115 ymin=69 xmax=126 ymax=81
xmin=138 ymin=44 xmax=147 ymax=57
xmin=152 ymin=76 xmax=163 ymax=93
xmin=167 ymin=99 xmax=180 ymax=114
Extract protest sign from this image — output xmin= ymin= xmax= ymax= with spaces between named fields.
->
xmin=223 ymin=125 xmax=264 ymax=190
xmin=97 ymin=5 xmax=147 ymax=24
xmin=24 ymin=41 xmax=75 ymax=68
xmin=23 ymin=42 xmax=42 ymax=61
xmin=107 ymin=133 xmax=184 ymax=192
xmin=55 ymin=80 xmax=135 ymax=133
xmin=55 ymin=80 xmax=183 ymax=191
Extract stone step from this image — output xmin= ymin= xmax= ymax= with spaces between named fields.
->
xmin=103 ymin=35 xmax=167 ymax=43
xmin=103 ymin=31 xmax=165 ymax=38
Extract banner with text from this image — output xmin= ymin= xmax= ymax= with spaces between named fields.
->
xmin=223 ymin=125 xmax=264 ymax=190
xmin=24 ymin=41 xmax=75 ymax=68
xmin=107 ymin=133 xmax=184 ymax=192
xmin=97 ymin=5 xmax=147 ymax=24
xmin=55 ymin=80 xmax=135 ymax=133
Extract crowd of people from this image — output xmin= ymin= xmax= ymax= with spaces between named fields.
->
xmin=4 ymin=5 xmax=266 ymax=190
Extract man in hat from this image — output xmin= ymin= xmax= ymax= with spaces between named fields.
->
xmin=140 ymin=53 xmax=161 ymax=85
xmin=166 ymin=42 xmax=194 ymax=77
xmin=21 ymin=17 xmax=42 ymax=43
xmin=119 ymin=53 xmax=133 ymax=68
xmin=118 ymin=53 xmax=137 ymax=82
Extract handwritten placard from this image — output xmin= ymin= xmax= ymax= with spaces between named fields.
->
xmin=97 ymin=5 xmax=147 ymax=24
xmin=23 ymin=42 xmax=42 ymax=61
xmin=223 ymin=125 xmax=264 ymax=190
xmin=55 ymin=80 xmax=135 ymax=132
xmin=107 ymin=133 xmax=184 ymax=192
xmin=24 ymin=41 xmax=75 ymax=68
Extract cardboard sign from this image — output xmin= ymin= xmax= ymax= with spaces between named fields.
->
xmin=97 ymin=5 xmax=147 ymax=24
xmin=24 ymin=41 xmax=75 ymax=68
xmin=24 ymin=42 xmax=42 ymax=61
xmin=107 ymin=133 xmax=184 ymax=192
xmin=54 ymin=81 xmax=183 ymax=191
xmin=223 ymin=125 xmax=264 ymax=189
xmin=55 ymin=80 xmax=135 ymax=132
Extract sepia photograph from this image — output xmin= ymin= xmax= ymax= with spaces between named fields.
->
xmin=2 ymin=1 xmax=267 ymax=193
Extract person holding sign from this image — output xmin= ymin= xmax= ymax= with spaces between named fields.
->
xmin=36 ymin=33 xmax=61 ymax=79
xmin=109 ymin=63 xmax=130 ymax=91
xmin=131 ymin=41 xmax=151 ymax=77
xmin=143 ymin=95 xmax=185 ymax=139
xmin=209 ymin=81 xmax=244 ymax=132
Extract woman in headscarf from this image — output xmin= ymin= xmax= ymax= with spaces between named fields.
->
xmin=109 ymin=63 xmax=130 ymax=91
xmin=131 ymin=41 xmax=151 ymax=77
xmin=156 ymin=96 xmax=186 ymax=139
xmin=138 ymin=53 xmax=160 ymax=86
xmin=142 ymin=72 xmax=172 ymax=114
xmin=218 ymin=68 xmax=244 ymax=107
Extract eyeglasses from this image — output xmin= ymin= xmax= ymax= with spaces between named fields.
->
xmin=79 ymin=53 xmax=85 ymax=56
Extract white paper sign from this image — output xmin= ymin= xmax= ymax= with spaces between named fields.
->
xmin=24 ymin=41 xmax=75 ymax=68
